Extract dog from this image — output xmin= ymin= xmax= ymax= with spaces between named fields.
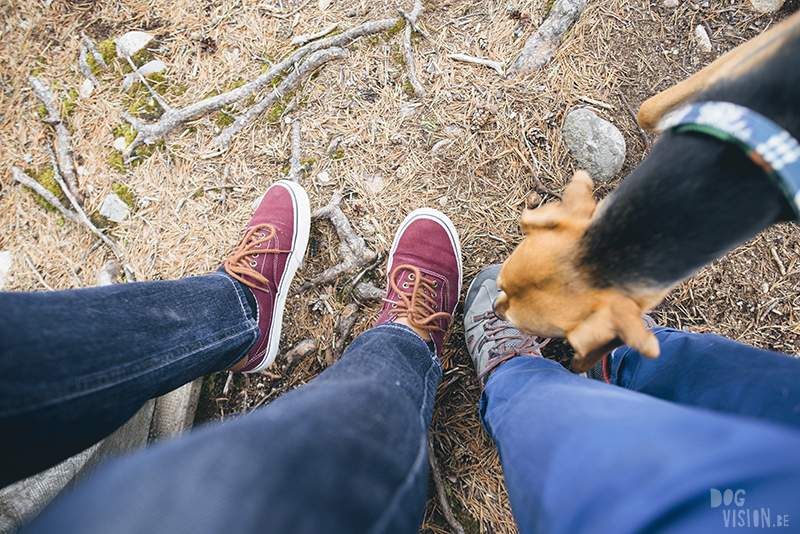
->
xmin=494 ymin=10 xmax=800 ymax=373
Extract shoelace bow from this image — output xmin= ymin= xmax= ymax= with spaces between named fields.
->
xmin=224 ymin=224 xmax=292 ymax=292
xmin=385 ymin=264 xmax=450 ymax=332
xmin=474 ymin=311 xmax=550 ymax=381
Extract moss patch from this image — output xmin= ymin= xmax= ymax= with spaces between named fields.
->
xmin=96 ymin=39 xmax=117 ymax=65
xmin=25 ymin=166 xmax=65 ymax=212
xmin=385 ymin=18 xmax=406 ymax=41
xmin=112 ymin=183 xmax=136 ymax=208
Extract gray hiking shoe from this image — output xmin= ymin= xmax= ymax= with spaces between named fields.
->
xmin=464 ymin=264 xmax=551 ymax=386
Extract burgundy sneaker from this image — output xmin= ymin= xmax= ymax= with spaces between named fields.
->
xmin=375 ymin=208 xmax=462 ymax=356
xmin=223 ymin=180 xmax=310 ymax=372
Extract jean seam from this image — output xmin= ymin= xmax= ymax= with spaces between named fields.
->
xmin=367 ymin=344 xmax=439 ymax=534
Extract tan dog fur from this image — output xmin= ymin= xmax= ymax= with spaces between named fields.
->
xmin=638 ymin=10 xmax=800 ymax=131
xmin=494 ymin=171 xmax=666 ymax=373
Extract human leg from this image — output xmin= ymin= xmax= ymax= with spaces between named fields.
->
xmin=21 ymin=207 xmax=462 ymax=534
xmin=610 ymin=327 xmax=800 ymax=429
xmin=465 ymin=265 xmax=800 ymax=534
xmin=23 ymin=324 xmax=442 ymax=534
xmin=0 ymin=180 xmax=309 ymax=486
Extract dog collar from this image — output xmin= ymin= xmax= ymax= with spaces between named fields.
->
xmin=659 ymin=101 xmax=800 ymax=219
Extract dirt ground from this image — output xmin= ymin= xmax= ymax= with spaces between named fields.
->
xmin=1 ymin=0 xmax=799 ymax=532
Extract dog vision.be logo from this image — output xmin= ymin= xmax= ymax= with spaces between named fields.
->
xmin=711 ymin=488 xmax=790 ymax=528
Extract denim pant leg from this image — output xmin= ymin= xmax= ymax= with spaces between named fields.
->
xmin=480 ymin=356 xmax=800 ymax=534
xmin=0 ymin=273 xmax=258 ymax=487
xmin=611 ymin=327 xmax=800 ymax=429
xmin=22 ymin=323 xmax=441 ymax=534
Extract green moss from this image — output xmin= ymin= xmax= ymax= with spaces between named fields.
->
xmin=215 ymin=110 xmax=235 ymax=127
xmin=384 ymin=18 xmax=406 ymax=41
xmin=265 ymin=90 xmax=294 ymax=124
xmin=122 ymin=47 xmax=153 ymax=72
xmin=113 ymin=124 xmax=137 ymax=146
xmin=133 ymin=140 xmax=163 ymax=159
xmin=88 ymin=211 xmax=112 ymax=228
xmin=25 ymin=167 xmax=65 ymax=212
xmin=86 ymin=53 xmax=102 ymax=75
xmin=96 ymin=39 xmax=117 ymax=65
xmin=403 ymin=81 xmax=414 ymax=95
xmin=59 ymin=88 xmax=80 ymax=117
xmin=329 ymin=149 xmax=345 ymax=160
xmin=109 ymin=151 xmax=126 ymax=172
xmin=543 ymin=0 xmax=555 ymax=19
xmin=111 ymin=183 xmax=136 ymax=208
xmin=35 ymin=104 xmax=48 ymax=118
xmin=173 ymin=84 xmax=188 ymax=96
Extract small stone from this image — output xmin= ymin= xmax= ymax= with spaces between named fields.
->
xmin=750 ymin=0 xmax=784 ymax=11
xmin=317 ymin=171 xmax=331 ymax=183
xmin=99 ymin=193 xmax=131 ymax=222
xmin=113 ymin=137 xmax=128 ymax=151
xmin=189 ymin=31 xmax=202 ymax=41
xmin=663 ymin=0 xmax=679 ymax=7
xmin=346 ymin=9 xmax=358 ymax=17
xmin=79 ymin=78 xmax=94 ymax=98
xmin=562 ymin=108 xmax=626 ymax=182
xmin=115 ymin=31 xmax=154 ymax=57
xmin=762 ymin=282 xmax=770 ymax=293
xmin=23 ymin=153 xmax=33 ymax=164
xmin=122 ymin=60 xmax=167 ymax=91
xmin=695 ymin=25 xmax=712 ymax=52
xmin=438 ymin=196 xmax=448 ymax=206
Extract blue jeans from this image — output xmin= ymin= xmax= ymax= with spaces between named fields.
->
xmin=2 ymin=275 xmax=441 ymax=534
xmin=481 ymin=327 xmax=800 ymax=533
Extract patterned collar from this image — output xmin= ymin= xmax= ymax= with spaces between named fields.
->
xmin=658 ymin=101 xmax=800 ymax=219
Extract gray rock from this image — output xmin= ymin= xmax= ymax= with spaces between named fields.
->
xmin=115 ymin=31 xmax=154 ymax=57
xmin=663 ymin=0 xmax=680 ymax=7
xmin=695 ymin=25 xmax=712 ymax=52
xmin=562 ymin=108 xmax=626 ymax=182
xmin=751 ymin=0 xmax=784 ymax=12
xmin=99 ymin=193 xmax=131 ymax=222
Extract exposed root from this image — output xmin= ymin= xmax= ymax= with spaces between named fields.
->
xmin=333 ymin=303 xmax=359 ymax=361
xmin=11 ymin=167 xmax=79 ymax=224
xmin=284 ymin=338 xmax=320 ymax=365
xmin=293 ymin=191 xmax=377 ymax=295
xmin=287 ymin=121 xmax=304 ymax=184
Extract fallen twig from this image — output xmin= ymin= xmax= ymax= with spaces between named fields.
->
xmin=23 ymin=253 xmax=54 ymax=292
xmin=287 ymin=120 xmax=304 ymax=183
xmin=292 ymin=191 xmax=377 ymax=294
xmin=447 ymin=53 xmax=504 ymax=76
xmin=29 ymin=76 xmax=82 ymax=204
xmin=619 ymin=92 xmax=650 ymax=151
xmin=428 ymin=438 xmax=466 ymax=534
xmin=353 ymin=282 xmax=384 ymax=301
xmin=333 ymin=304 xmax=359 ymax=360
xmin=78 ymin=45 xmax=99 ymax=86
xmin=402 ymin=0 xmax=427 ymax=97
xmin=11 ymin=167 xmax=79 ymax=224
xmin=122 ymin=19 xmax=398 ymax=159
xmin=291 ymin=23 xmax=340 ymax=46
xmin=508 ymin=0 xmax=586 ymax=76
xmin=214 ymin=47 xmax=348 ymax=148
xmin=82 ymin=34 xmax=107 ymax=69
xmin=45 ymin=147 xmax=136 ymax=281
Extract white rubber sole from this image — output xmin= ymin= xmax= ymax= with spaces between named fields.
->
xmin=387 ymin=207 xmax=463 ymax=297
xmin=249 ymin=180 xmax=311 ymax=372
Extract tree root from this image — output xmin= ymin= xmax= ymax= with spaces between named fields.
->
xmin=401 ymin=0 xmax=427 ymax=97
xmin=332 ymin=303 xmax=359 ymax=361
xmin=293 ymin=192 xmax=377 ymax=295
xmin=428 ymin=438 xmax=467 ymax=534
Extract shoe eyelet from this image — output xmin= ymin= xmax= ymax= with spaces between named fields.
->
xmin=432 ymin=280 xmax=438 ymax=288
xmin=257 ymin=232 xmax=265 ymax=238
xmin=402 ymin=282 xmax=409 ymax=288
xmin=431 ymin=291 xmax=437 ymax=298
xmin=249 ymin=260 xmax=257 ymax=267
xmin=408 ymin=273 xmax=415 ymax=280
xmin=433 ymin=303 xmax=438 ymax=309
xmin=391 ymin=303 xmax=397 ymax=308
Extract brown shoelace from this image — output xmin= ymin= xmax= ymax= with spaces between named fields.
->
xmin=385 ymin=264 xmax=450 ymax=332
xmin=224 ymin=224 xmax=292 ymax=292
